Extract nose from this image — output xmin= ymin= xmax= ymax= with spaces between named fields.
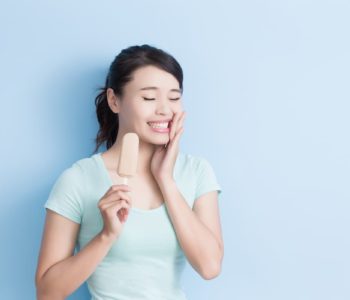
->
xmin=155 ymin=98 xmax=172 ymax=115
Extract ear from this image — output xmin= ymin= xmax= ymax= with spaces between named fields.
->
xmin=106 ymin=88 xmax=121 ymax=114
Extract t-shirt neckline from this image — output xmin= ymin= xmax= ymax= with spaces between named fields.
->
xmin=94 ymin=152 xmax=166 ymax=214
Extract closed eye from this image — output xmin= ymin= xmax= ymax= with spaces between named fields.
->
xmin=143 ymin=97 xmax=181 ymax=101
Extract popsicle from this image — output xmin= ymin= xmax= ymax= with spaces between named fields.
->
xmin=117 ymin=132 xmax=139 ymax=185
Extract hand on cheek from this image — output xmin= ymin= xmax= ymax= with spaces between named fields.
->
xmin=169 ymin=111 xmax=185 ymax=142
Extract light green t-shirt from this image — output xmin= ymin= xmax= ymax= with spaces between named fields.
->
xmin=44 ymin=151 xmax=222 ymax=300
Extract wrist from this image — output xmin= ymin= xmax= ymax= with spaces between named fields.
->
xmin=157 ymin=177 xmax=177 ymax=195
xmin=98 ymin=230 xmax=118 ymax=245
xmin=157 ymin=176 xmax=175 ymax=187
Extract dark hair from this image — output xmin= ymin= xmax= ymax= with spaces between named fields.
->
xmin=92 ymin=44 xmax=183 ymax=154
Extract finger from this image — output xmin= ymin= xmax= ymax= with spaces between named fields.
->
xmin=99 ymin=199 xmax=124 ymax=211
xmin=104 ymin=184 xmax=132 ymax=198
xmin=100 ymin=190 xmax=131 ymax=205
xmin=168 ymin=127 xmax=184 ymax=151
xmin=115 ymin=201 xmax=130 ymax=222
xmin=170 ymin=111 xmax=182 ymax=140
xmin=178 ymin=111 xmax=186 ymax=127
xmin=107 ymin=190 xmax=132 ymax=206
xmin=103 ymin=199 xmax=130 ymax=214
xmin=164 ymin=127 xmax=184 ymax=159
xmin=117 ymin=207 xmax=129 ymax=223
xmin=173 ymin=111 xmax=186 ymax=140
xmin=169 ymin=115 xmax=176 ymax=141
xmin=99 ymin=190 xmax=132 ymax=206
xmin=105 ymin=202 xmax=130 ymax=223
xmin=172 ymin=126 xmax=184 ymax=145
xmin=168 ymin=124 xmax=184 ymax=146
xmin=181 ymin=111 xmax=186 ymax=122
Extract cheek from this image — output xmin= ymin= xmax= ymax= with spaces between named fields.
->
xmin=125 ymin=103 xmax=148 ymax=119
xmin=172 ymin=101 xmax=183 ymax=111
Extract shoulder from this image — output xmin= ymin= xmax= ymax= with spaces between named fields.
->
xmin=176 ymin=152 xmax=213 ymax=173
xmin=65 ymin=153 xmax=100 ymax=177
xmin=176 ymin=152 xmax=221 ymax=204
xmin=175 ymin=152 xmax=218 ymax=185
xmin=45 ymin=156 xmax=94 ymax=224
xmin=74 ymin=154 xmax=98 ymax=172
xmin=53 ymin=153 xmax=97 ymax=187
xmin=46 ymin=154 xmax=98 ymax=203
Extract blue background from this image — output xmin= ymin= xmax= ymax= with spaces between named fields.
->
xmin=1 ymin=0 xmax=349 ymax=299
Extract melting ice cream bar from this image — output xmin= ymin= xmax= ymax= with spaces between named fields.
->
xmin=117 ymin=132 xmax=139 ymax=184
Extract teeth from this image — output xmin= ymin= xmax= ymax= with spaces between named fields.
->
xmin=149 ymin=122 xmax=168 ymax=129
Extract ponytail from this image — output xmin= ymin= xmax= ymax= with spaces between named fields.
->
xmin=93 ymin=79 xmax=119 ymax=154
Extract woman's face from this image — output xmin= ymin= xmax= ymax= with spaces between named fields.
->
xmin=114 ymin=65 xmax=183 ymax=145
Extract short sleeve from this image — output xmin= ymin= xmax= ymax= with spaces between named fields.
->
xmin=44 ymin=165 xmax=85 ymax=224
xmin=194 ymin=157 xmax=222 ymax=200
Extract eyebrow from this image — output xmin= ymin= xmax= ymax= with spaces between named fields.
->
xmin=139 ymin=86 xmax=182 ymax=93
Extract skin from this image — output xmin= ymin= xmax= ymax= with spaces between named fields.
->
xmin=35 ymin=65 xmax=223 ymax=299
xmin=102 ymin=65 xmax=185 ymax=212
xmin=104 ymin=65 xmax=223 ymax=278
xmin=104 ymin=65 xmax=184 ymax=176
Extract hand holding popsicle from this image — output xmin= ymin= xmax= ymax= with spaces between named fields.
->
xmin=98 ymin=184 xmax=132 ymax=239
xmin=98 ymin=133 xmax=139 ymax=240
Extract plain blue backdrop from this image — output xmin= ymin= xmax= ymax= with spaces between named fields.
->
xmin=1 ymin=0 xmax=349 ymax=299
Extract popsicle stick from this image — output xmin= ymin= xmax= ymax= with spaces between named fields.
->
xmin=121 ymin=177 xmax=128 ymax=185
xmin=119 ymin=176 xmax=129 ymax=221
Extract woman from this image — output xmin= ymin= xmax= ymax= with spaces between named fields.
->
xmin=35 ymin=44 xmax=223 ymax=299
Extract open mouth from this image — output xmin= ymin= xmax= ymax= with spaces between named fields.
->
xmin=147 ymin=122 xmax=170 ymax=129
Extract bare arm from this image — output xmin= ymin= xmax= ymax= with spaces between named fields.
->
xmin=158 ymin=179 xmax=224 ymax=280
xmin=35 ymin=209 xmax=116 ymax=299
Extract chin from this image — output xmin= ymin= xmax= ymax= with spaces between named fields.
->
xmin=147 ymin=135 xmax=170 ymax=146
xmin=152 ymin=137 xmax=170 ymax=145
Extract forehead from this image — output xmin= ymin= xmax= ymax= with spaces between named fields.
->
xmin=127 ymin=65 xmax=180 ymax=91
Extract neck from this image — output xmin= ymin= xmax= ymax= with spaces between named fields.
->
xmin=107 ymin=132 xmax=159 ymax=176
